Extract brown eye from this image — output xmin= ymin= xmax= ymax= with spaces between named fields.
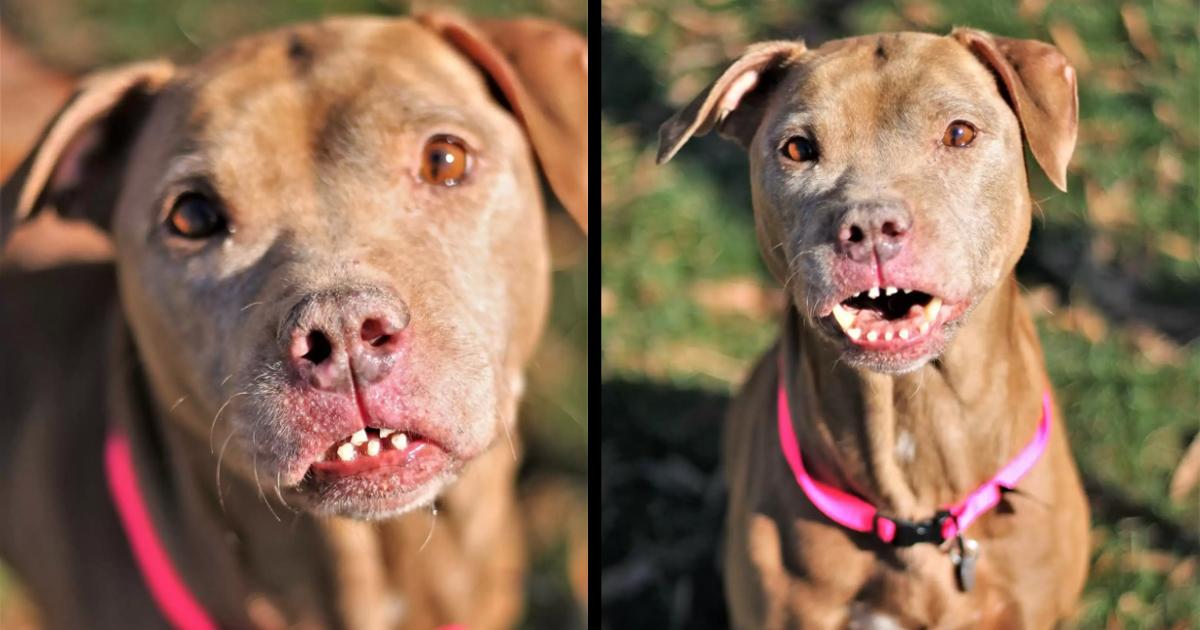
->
xmin=419 ymin=134 xmax=470 ymax=186
xmin=782 ymin=136 xmax=818 ymax=162
xmin=942 ymin=121 xmax=977 ymax=147
xmin=166 ymin=192 xmax=227 ymax=239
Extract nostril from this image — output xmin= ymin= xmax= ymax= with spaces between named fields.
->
xmin=848 ymin=225 xmax=865 ymax=243
xmin=881 ymin=220 xmax=906 ymax=237
xmin=360 ymin=317 xmax=396 ymax=348
xmin=302 ymin=330 xmax=333 ymax=365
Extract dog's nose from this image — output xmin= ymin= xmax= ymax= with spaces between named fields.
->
xmin=836 ymin=201 xmax=912 ymax=264
xmin=281 ymin=288 xmax=410 ymax=392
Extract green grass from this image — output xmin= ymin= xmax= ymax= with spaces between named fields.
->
xmin=602 ymin=1 xmax=1199 ymax=627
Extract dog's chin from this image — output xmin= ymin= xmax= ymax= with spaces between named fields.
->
xmin=298 ymin=465 xmax=461 ymax=520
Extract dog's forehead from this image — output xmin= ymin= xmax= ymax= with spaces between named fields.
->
xmin=180 ymin=17 xmax=490 ymax=132
xmin=784 ymin=32 xmax=999 ymax=113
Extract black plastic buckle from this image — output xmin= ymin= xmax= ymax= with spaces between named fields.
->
xmin=877 ymin=510 xmax=953 ymax=547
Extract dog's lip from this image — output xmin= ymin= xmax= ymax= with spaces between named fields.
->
xmin=817 ymin=284 xmax=968 ymax=351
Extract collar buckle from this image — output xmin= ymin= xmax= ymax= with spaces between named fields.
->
xmin=879 ymin=510 xmax=952 ymax=547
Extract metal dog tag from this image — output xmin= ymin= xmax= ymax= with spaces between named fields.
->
xmin=950 ymin=536 xmax=979 ymax=592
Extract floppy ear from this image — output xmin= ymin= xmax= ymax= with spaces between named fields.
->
xmin=657 ymin=41 xmax=806 ymax=164
xmin=952 ymin=28 xmax=1078 ymax=192
xmin=0 ymin=60 xmax=174 ymax=250
xmin=417 ymin=12 xmax=588 ymax=234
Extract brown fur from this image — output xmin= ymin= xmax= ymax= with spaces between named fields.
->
xmin=660 ymin=29 xmax=1088 ymax=629
xmin=0 ymin=12 xmax=585 ymax=629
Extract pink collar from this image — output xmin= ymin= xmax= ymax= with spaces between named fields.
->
xmin=105 ymin=428 xmax=465 ymax=630
xmin=104 ymin=429 xmax=219 ymax=630
xmin=775 ymin=360 xmax=1053 ymax=546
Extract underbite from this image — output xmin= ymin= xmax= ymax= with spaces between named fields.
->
xmin=830 ymin=285 xmax=943 ymax=344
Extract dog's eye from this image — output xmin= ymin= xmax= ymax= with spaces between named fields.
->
xmin=782 ymin=136 xmax=818 ymax=162
xmin=942 ymin=121 xmax=977 ymax=147
xmin=166 ymin=193 xmax=227 ymax=239
xmin=419 ymin=134 xmax=471 ymax=186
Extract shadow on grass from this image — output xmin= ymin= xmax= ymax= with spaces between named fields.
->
xmin=600 ymin=378 xmax=1200 ymax=628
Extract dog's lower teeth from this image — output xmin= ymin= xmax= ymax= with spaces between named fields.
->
xmin=350 ymin=429 xmax=368 ymax=446
xmin=899 ymin=328 xmax=910 ymax=340
xmin=832 ymin=303 xmax=856 ymax=330
xmin=390 ymin=433 xmax=409 ymax=450
xmin=337 ymin=443 xmax=357 ymax=462
xmin=366 ymin=439 xmax=381 ymax=456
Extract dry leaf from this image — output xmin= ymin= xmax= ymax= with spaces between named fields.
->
xmin=1018 ymin=0 xmax=1048 ymax=23
xmin=1126 ymin=324 xmax=1183 ymax=366
xmin=601 ymin=287 xmax=618 ymax=317
xmin=1085 ymin=179 xmax=1134 ymax=228
xmin=1155 ymin=232 xmax=1194 ymax=262
xmin=1121 ymin=549 xmax=1177 ymax=574
xmin=1167 ymin=557 xmax=1196 ymax=588
xmin=1052 ymin=304 xmax=1107 ymax=343
xmin=900 ymin=0 xmax=942 ymax=28
xmin=1022 ymin=284 xmax=1059 ymax=318
xmin=1048 ymin=22 xmax=1092 ymax=75
xmin=690 ymin=277 xmax=782 ymax=320
xmin=1120 ymin=4 xmax=1160 ymax=62
xmin=1168 ymin=434 xmax=1200 ymax=502
xmin=1155 ymin=146 xmax=1184 ymax=197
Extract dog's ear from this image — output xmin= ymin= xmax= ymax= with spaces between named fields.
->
xmin=0 ymin=60 xmax=174 ymax=248
xmin=952 ymin=28 xmax=1078 ymax=192
xmin=657 ymin=41 xmax=806 ymax=164
xmin=418 ymin=11 xmax=588 ymax=234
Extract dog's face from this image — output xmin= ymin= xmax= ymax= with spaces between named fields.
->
xmin=659 ymin=30 xmax=1077 ymax=373
xmin=1 ymin=15 xmax=587 ymax=519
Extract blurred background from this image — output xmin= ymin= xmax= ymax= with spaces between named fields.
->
xmin=0 ymin=1 xmax=587 ymax=628
xmin=601 ymin=1 xmax=1197 ymax=628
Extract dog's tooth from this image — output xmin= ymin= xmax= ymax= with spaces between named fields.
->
xmin=390 ymin=433 xmax=409 ymax=451
xmin=900 ymin=288 xmax=909 ymax=294
xmin=899 ymin=328 xmax=910 ymax=340
xmin=919 ymin=321 xmax=930 ymax=334
xmin=868 ymin=287 xmax=880 ymax=299
xmin=866 ymin=330 xmax=878 ymax=342
xmin=337 ymin=443 xmax=357 ymax=462
xmin=366 ymin=439 xmax=381 ymax=457
xmin=832 ymin=303 xmax=856 ymax=331
xmin=885 ymin=286 xmax=898 ymax=296
xmin=350 ymin=429 xmax=368 ymax=446
xmin=925 ymin=297 xmax=943 ymax=322
xmin=884 ymin=330 xmax=894 ymax=341
xmin=379 ymin=428 xmax=394 ymax=438
xmin=847 ymin=328 xmax=862 ymax=340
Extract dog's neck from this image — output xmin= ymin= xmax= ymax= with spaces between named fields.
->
xmin=786 ymin=275 xmax=1049 ymax=520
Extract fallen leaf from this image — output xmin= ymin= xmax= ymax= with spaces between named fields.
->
xmin=690 ymin=277 xmax=783 ymax=320
xmin=1121 ymin=549 xmax=1178 ymax=574
xmin=1048 ymin=22 xmax=1092 ymax=75
xmin=1120 ymin=4 xmax=1160 ymax=62
xmin=900 ymin=0 xmax=943 ymax=28
xmin=601 ymin=287 xmax=618 ymax=317
xmin=1154 ymin=145 xmax=1184 ymax=197
xmin=1169 ymin=434 xmax=1200 ymax=502
xmin=1085 ymin=179 xmax=1134 ymax=229
xmin=1167 ymin=557 xmax=1196 ymax=588
xmin=1126 ymin=324 xmax=1183 ymax=367
xmin=1018 ymin=0 xmax=1048 ymax=23
xmin=1052 ymin=304 xmax=1107 ymax=344
xmin=1155 ymin=232 xmax=1194 ymax=262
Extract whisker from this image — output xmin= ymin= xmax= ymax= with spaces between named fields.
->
xmin=240 ymin=301 xmax=264 ymax=312
xmin=215 ymin=430 xmax=236 ymax=516
xmin=418 ymin=503 xmax=438 ymax=553
xmin=252 ymin=430 xmax=281 ymax=523
xmin=169 ymin=396 xmax=187 ymax=412
xmin=210 ymin=392 xmax=249 ymax=454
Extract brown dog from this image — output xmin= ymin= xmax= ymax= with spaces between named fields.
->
xmin=0 ymin=12 xmax=585 ymax=629
xmin=660 ymin=30 xmax=1089 ymax=628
